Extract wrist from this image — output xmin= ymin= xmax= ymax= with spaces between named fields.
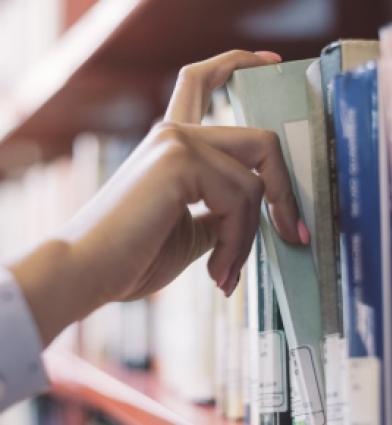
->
xmin=7 ymin=239 xmax=93 ymax=347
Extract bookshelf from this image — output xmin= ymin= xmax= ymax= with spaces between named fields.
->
xmin=0 ymin=0 xmax=388 ymax=174
xmin=0 ymin=1 xmax=391 ymax=424
xmin=45 ymin=350 xmax=239 ymax=425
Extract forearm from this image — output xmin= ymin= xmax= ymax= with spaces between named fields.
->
xmin=4 ymin=148 xmax=180 ymax=348
xmin=6 ymin=239 xmax=97 ymax=347
xmin=5 ymin=179 xmax=176 ymax=347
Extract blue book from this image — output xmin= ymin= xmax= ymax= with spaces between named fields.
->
xmin=379 ymin=25 xmax=392 ymax=425
xmin=333 ymin=62 xmax=383 ymax=423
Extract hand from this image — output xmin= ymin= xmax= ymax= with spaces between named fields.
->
xmin=8 ymin=50 xmax=307 ymax=346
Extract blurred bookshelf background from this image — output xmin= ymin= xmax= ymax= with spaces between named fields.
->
xmin=0 ymin=1 xmax=390 ymax=424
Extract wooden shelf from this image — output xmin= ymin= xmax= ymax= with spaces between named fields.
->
xmin=0 ymin=0 xmax=387 ymax=175
xmin=45 ymin=350 xmax=240 ymax=425
xmin=0 ymin=0 xmax=149 ymax=171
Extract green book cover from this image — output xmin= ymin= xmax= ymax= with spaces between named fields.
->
xmin=227 ymin=58 xmax=325 ymax=425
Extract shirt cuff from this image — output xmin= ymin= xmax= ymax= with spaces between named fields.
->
xmin=0 ymin=267 xmax=49 ymax=411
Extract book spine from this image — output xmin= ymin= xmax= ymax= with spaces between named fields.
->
xmin=320 ymin=43 xmax=344 ymax=336
xmin=256 ymin=230 xmax=290 ymax=424
xmin=306 ymin=59 xmax=340 ymax=336
xmin=380 ymin=24 xmax=392 ymax=58
xmin=379 ymin=41 xmax=392 ymax=425
xmin=225 ymin=273 xmax=246 ymax=420
xmin=305 ymin=58 xmax=346 ymax=425
xmin=245 ymin=238 xmax=258 ymax=425
xmin=246 ymin=229 xmax=290 ymax=425
xmin=333 ymin=62 xmax=382 ymax=425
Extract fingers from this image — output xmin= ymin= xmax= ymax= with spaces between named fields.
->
xmin=152 ymin=127 xmax=262 ymax=296
xmin=150 ymin=121 xmax=306 ymax=297
xmin=194 ymin=50 xmax=282 ymax=91
xmin=171 ymin=124 xmax=302 ymax=244
xmin=189 ymin=145 xmax=262 ymax=297
xmin=164 ymin=49 xmax=281 ymax=124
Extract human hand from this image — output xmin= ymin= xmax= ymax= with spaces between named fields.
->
xmin=70 ymin=50 xmax=303 ymax=299
xmin=9 ymin=50 xmax=308 ymax=346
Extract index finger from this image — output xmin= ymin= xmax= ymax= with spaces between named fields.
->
xmin=182 ymin=124 xmax=304 ymax=244
xmin=164 ymin=50 xmax=282 ymax=124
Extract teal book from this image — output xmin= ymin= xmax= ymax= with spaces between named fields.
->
xmin=227 ymin=59 xmax=325 ymax=425
xmin=246 ymin=228 xmax=290 ymax=425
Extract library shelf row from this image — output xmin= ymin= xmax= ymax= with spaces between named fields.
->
xmin=1 ymin=0 xmax=383 ymax=175
xmin=45 ymin=350 xmax=241 ymax=425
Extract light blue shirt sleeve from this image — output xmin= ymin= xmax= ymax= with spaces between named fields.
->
xmin=0 ymin=267 xmax=48 ymax=411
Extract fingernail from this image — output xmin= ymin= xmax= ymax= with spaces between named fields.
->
xmin=227 ymin=273 xmax=241 ymax=297
xmin=217 ymin=269 xmax=230 ymax=288
xmin=226 ymin=285 xmax=236 ymax=298
xmin=297 ymin=219 xmax=310 ymax=245
xmin=225 ymin=270 xmax=241 ymax=297
xmin=254 ymin=51 xmax=282 ymax=62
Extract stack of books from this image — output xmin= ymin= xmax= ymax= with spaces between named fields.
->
xmin=215 ymin=24 xmax=392 ymax=425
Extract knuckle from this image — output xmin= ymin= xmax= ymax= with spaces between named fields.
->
xmin=153 ymin=121 xmax=185 ymax=144
xmin=266 ymin=130 xmax=280 ymax=150
xmin=160 ymin=138 xmax=193 ymax=169
xmin=262 ymin=130 xmax=281 ymax=156
xmin=228 ymin=49 xmax=246 ymax=58
xmin=178 ymin=63 xmax=199 ymax=82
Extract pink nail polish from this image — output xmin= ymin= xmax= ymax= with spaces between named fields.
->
xmin=297 ymin=219 xmax=310 ymax=245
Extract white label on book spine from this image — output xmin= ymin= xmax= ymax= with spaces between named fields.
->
xmin=325 ymin=335 xmax=345 ymax=425
xmin=255 ymin=330 xmax=288 ymax=413
xmin=290 ymin=346 xmax=325 ymax=425
xmin=344 ymin=357 xmax=380 ymax=425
